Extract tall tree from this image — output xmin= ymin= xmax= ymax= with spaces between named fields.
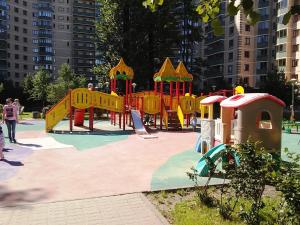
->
xmin=47 ymin=64 xmax=86 ymax=104
xmin=23 ymin=69 xmax=51 ymax=107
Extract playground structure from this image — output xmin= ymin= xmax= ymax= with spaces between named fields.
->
xmin=45 ymin=58 xmax=214 ymax=133
xmin=195 ymin=93 xmax=286 ymax=176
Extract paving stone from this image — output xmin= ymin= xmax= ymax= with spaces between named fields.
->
xmin=0 ymin=193 xmax=169 ymax=225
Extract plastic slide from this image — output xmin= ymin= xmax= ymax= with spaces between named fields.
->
xmin=196 ymin=144 xmax=227 ymax=176
xmin=131 ymin=110 xmax=149 ymax=135
xmin=194 ymin=135 xmax=202 ymax=152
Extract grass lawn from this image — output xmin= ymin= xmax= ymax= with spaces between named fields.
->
xmin=20 ymin=112 xmax=33 ymax=119
xmin=147 ymin=187 xmax=280 ymax=225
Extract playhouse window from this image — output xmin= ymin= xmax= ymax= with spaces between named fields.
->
xmin=257 ymin=111 xmax=272 ymax=129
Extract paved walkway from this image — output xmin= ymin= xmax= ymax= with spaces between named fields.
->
xmin=0 ymin=193 xmax=169 ymax=225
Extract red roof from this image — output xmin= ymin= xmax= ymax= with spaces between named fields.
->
xmin=220 ymin=93 xmax=285 ymax=108
xmin=200 ymin=95 xmax=227 ymax=105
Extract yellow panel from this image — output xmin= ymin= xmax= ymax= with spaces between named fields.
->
xmin=45 ymin=94 xmax=70 ymax=132
xmin=143 ymin=95 xmax=160 ymax=114
xmin=71 ymin=88 xmax=92 ymax=109
xmin=180 ymin=96 xmax=196 ymax=114
xmin=177 ymin=105 xmax=184 ymax=128
xmin=195 ymin=96 xmax=207 ymax=113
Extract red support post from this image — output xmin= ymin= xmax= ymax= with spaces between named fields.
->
xmin=89 ymin=107 xmax=94 ymax=131
xmin=176 ymin=82 xmax=180 ymax=104
xmin=160 ymin=82 xmax=163 ymax=130
xmin=154 ymin=82 xmax=157 ymax=94
xmin=182 ymin=81 xmax=185 ymax=95
xmin=186 ymin=114 xmax=189 ymax=128
xmin=69 ymin=91 xmax=73 ymax=132
xmin=119 ymin=112 xmax=121 ymax=129
xmin=141 ymin=97 xmax=144 ymax=121
xmin=129 ymin=79 xmax=132 ymax=107
xmin=170 ymin=81 xmax=173 ymax=111
xmin=125 ymin=79 xmax=128 ymax=106
xmin=123 ymin=96 xmax=126 ymax=131
xmin=189 ymin=82 xmax=192 ymax=95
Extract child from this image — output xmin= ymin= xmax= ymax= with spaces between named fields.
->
xmin=13 ymin=99 xmax=21 ymax=119
xmin=0 ymin=126 xmax=4 ymax=160
xmin=191 ymin=113 xmax=197 ymax=132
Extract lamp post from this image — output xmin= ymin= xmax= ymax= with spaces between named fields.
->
xmin=132 ymin=82 xmax=137 ymax=93
xmin=105 ymin=81 xmax=109 ymax=93
xmin=290 ymin=78 xmax=297 ymax=121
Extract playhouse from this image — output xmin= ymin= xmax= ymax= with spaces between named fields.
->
xmin=195 ymin=93 xmax=286 ymax=176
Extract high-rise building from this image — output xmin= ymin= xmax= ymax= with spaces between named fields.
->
xmin=201 ymin=0 xmax=277 ymax=88
xmin=0 ymin=0 xmax=8 ymax=80
xmin=0 ymin=0 xmax=97 ymax=87
xmin=276 ymin=0 xmax=300 ymax=82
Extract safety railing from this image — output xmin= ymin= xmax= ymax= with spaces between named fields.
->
xmin=179 ymin=96 xmax=196 ymax=114
xmin=143 ymin=95 xmax=160 ymax=114
xmin=46 ymin=93 xmax=70 ymax=132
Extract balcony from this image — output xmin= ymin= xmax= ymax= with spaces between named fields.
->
xmin=205 ymin=45 xmax=225 ymax=55
xmin=73 ymin=27 xmax=95 ymax=34
xmin=259 ymin=15 xmax=270 ymax=21
xmin=38 ymin=33 xmax=52 ymax=38
xmin=73 ymin=36 xmax=94 ymax=42
xmin=73 ymin=19 xmax=95 ymax=26
xmin=73 ymin=45 xmax=95 ymax=50
xmin=205 ymin=36 xmax=224 ymax=44
xmin=257 ymin=42 xmax=268 ymax=48
xmin=73 ymin=10 xmax=95 ymax=18
xmin=257 ymin=28 xmax=269 ymax=35
xmin=276 ymin=51 xmax=287 ymax=59
xmin=258 ymin=0 xmax=269 ymax=8
xmin=74 ymin=2 xmax=95 ymax=9
xmin=256 ymin=55 xmax=268 ymax=61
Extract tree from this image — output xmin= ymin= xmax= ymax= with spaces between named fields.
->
xmin=96 ymin=0 xmax=202 ymax=90
xmin=143 ymin=0 xmax=300 ymax=35
xmin=260 ymin=71 xmax=292 ymax=105
xmin=23 ymin=69 xmax=51 ymax=107
xmin=47 ymin=64 xmax=86 ymax=104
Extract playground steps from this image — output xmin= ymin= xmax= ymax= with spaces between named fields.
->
xmin=166 ymin=110 xmax=181 ymax=131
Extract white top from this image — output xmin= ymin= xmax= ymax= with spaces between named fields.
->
xmin=220 ymin=93 xmax=285 ymax=108
xmin=200 ymin=95 xmax=227 ymax=105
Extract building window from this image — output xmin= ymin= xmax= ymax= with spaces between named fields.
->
xmin=229 ymin=26 xmax=234 ymax=35
xmin=293 ymin=29 xmax=299 ymax=37
xmin=228 ymin=52 xmax=233 ymax=62
xmin=228 ymin=65 xmax=233 ymax=74
xmin=244 ymin=51 xmax=250 ymax=58
xmin=277 ymin=29 xmax=287 ymax=38
xmin=292 ymin=59 xmax=298 ymax=67
xmin=15 ymin=0 xmax=19 ymax=3
xmin=23 ymin=64 xmax=28 ymax=70
xmin=14 ymin=17 xmax=19 ymax=22
xmin=244 ymin=64 xmax=249 ymax=71
xmin=245 ymin=37 xmax=250 ymax=45
xmin=14 ymin=45 xmax=19 ymax=50
xmin=229 ymin=39 xmax=234 ymax=48
xmin=23 ymin=46 xmax=28 ymax=51
xmin=15 ymin=72 xmax=20 ymax=78
xmin=23 ymin=28 xmax=27 ymax=33
xmin=15 ymin=63 xmax=19 ymax=69
xmin=14 ymin=7 xmax=19 ymax=13
xmin=22 ymin=1 xmax=27 ymax=6
xmin=15 ymin=54 xmax=19 ymax=59
xmin=23 ymin=10 xmax=27 ymax=15
xmin=278 ymin=59 xmax=286 ymax=67
xmin=23 ymin=37 xmax=27 ymax=42
xmin=23 ymin=55 xmax=28 ymax=60
xmin=15 ymin=35 xmax=19 ymax=41
xmin=14 ymin=26 xmax=19 ymax=32
xmin=293 ymin=45 xmax=299 ymax=52
xmin=245 ymin=24 xmax=250 ymax=32
xmin=276 ymin=44 xmax=286 ymax=52
xmin=23 ymin=19 xmax=27 ymax=25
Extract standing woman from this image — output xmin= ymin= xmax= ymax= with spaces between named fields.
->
xmin=2 ymin=98 xmax=18 ymax=143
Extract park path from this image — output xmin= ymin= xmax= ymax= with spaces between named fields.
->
xmin=0 ymin=193 xmax=169 ymax=225
xmin=0 ymin=131 xmax=197 ymax=206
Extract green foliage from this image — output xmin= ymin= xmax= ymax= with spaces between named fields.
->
xmin=274 ymin=150 xmax=300 ymax=225
xmin=23 ymin=69 xmax=51 ymax=107
xmin=143 ymin=0 xmax=300 ymax=35
xmin=47 ymin=64 xmax=86 ymax=104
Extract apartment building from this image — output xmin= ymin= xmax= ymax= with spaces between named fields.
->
xmin=201 ymin=0 xmax=277 ymax=88
xmin=0 ymin=0 xmax=97 ymax=87
xmin=276 ymin=0 xmax=300 ymax=82
xmin=0 ymin=0 xmax=8 ymax=79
